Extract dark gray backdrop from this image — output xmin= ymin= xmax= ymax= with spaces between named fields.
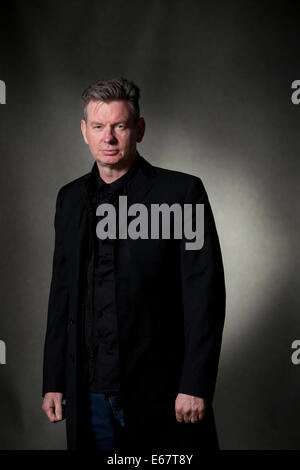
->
xmin=0 ymin=0 xmax=299 ymax=450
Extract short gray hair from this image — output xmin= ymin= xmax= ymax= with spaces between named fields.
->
xmin=81 ymin=77 xmax=141 ymax=122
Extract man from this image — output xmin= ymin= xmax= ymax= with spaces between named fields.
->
xmin=42 ymin=77 xmax=226 ymax=453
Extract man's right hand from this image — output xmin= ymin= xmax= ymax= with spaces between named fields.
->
xmin=42 ymin=392 xmax=65 ymax=423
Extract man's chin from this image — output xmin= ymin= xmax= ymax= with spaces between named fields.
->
xmin=97 ymin=154 xmax=122 ymax=167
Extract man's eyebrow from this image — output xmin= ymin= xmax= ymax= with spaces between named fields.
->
xmin=90 ymin=120 xmax=129 ymax=125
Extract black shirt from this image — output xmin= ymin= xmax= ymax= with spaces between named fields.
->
xmin=87 ymin=154 xmax=140 ymax=393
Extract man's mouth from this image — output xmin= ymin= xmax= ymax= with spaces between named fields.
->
xmin=102 ymin=149 xmax=119 ymax=155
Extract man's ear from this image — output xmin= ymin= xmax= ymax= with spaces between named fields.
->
xmin=136 ymin=117 xmax=146 ymax=143
xmin=81 ymin=119 xmax=89 ymax=145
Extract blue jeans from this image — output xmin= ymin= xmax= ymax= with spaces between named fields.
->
xmin=88 ymin=392 xmax=126 ymax=450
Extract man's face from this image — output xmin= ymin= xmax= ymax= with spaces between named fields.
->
xmin=81 ymin=99 xmax=145 ymax=168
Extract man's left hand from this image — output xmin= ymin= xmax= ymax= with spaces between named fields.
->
xmin=175 ymin=393 xmax=207 ymax=423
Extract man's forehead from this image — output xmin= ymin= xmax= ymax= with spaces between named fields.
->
xmin=87 ymin=99 xmax=131 ymax=121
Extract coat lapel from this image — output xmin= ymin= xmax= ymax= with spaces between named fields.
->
xmin=126 ymin=153 xmax=156 ymax=206
xmin=74 ymin=177 xmax=95 ymax=284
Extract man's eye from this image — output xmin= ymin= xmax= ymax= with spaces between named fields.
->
xmin=94 ymin=126 xmax=102 ymax=129
xmin=117 ymin=124 xmax=125 ymax=129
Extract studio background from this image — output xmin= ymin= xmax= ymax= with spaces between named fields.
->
xmin=0 ymin=0 xmax=299 ymax=450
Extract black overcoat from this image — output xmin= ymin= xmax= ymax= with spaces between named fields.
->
xmin=42 ymin=153 xmax=226 ymax=452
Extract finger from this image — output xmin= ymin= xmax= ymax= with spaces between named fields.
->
xmin=54 ymin=399 xmax=63 ymax=421
xmin=175 ymin=410 xmax=184 ymax=422
xmin=175 ymin=402 xmax=183 ymax=422
xmin=190 ymin=410 xmax=199 ymax=423
xmin=175 ymin=404 xmax=185 ymax=422
xmin=183 ymin=410 xmax=191 ymax=423
xmin=46 ymin=405 xmax=56 ymax=422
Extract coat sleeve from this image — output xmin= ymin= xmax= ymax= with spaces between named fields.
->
xmin=177 ymin=177 xmax=226 ymax=403
xmin=42 ymin=188 xmax=69 ymax=397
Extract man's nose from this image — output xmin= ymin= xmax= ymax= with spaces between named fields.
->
xmin=103 ymin=128 xmax=116 ymax=143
